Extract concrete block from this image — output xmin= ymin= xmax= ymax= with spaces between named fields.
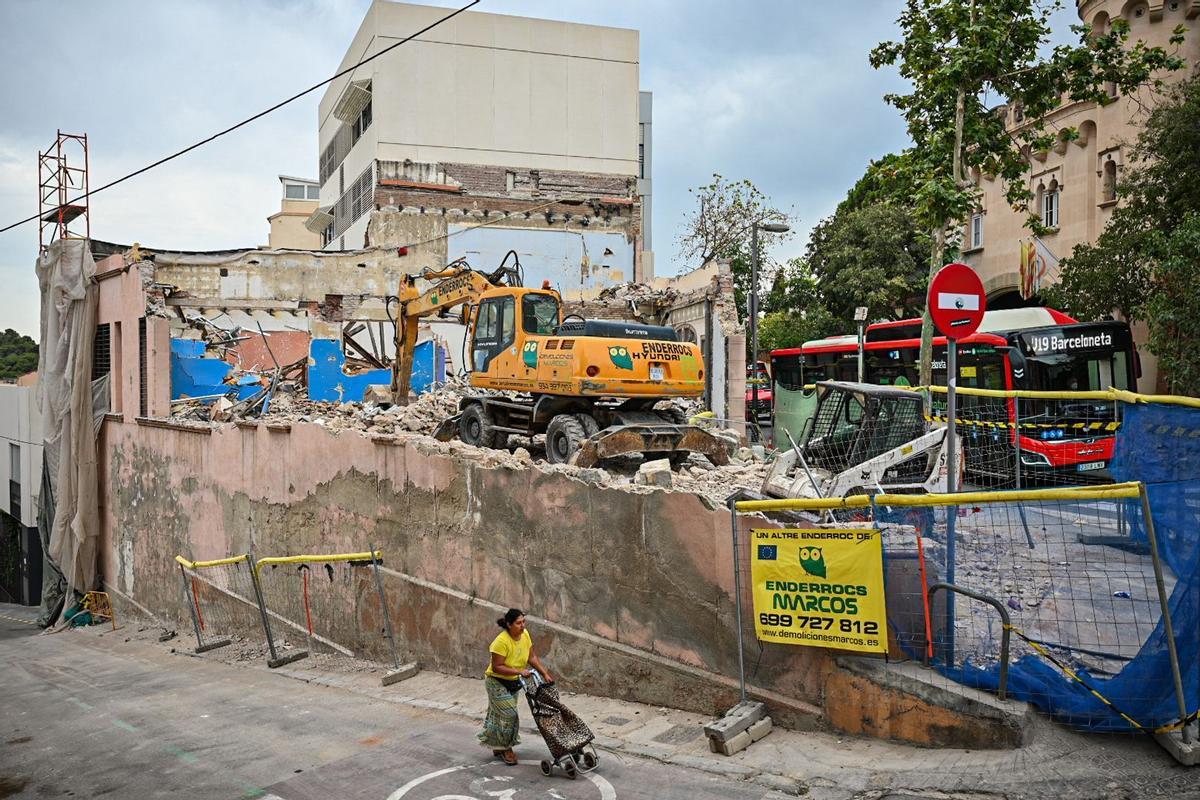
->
xmin=268 ymin=650 xmax=309 ymax=669
xmin=363 ymin=385 xmax=394 ymax=406
xmin=381 ymin=662 xmax=420 ymax=686
xmin=708 ymin=735 xmax=721 ymax=753
xmin=747 ymin=716 xmax=773 ymax=742
xmin=751 ymin=445 xmax=766 ymax=460
xmin=635 ymin=458 xmax=673 ymax=488
xmin=719 ymin=729 xmax=752 ymax=756
xmin=1155 ymin=731 xmax=1200 ymax=765
xmin=703 ymin=700 xmax=766 ymax=743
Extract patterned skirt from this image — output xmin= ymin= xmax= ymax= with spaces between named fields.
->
xmin=477 ymin=676 xmax=521 ymax=749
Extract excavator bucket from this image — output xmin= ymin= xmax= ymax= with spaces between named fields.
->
xmin=432 ymin=413 xmax=461 ymax=442
xmin=572 ymin=424 xmax=730 ymax=468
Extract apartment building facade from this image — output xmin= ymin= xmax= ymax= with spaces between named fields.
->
xmin=309 ymin=1 xmax=653 ymax=293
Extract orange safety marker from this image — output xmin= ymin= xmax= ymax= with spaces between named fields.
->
xmin=915 ymin=533 xmax=934 ymax=660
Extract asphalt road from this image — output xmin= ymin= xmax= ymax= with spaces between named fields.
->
xmin=0 ymin=610 xmax=784 ymax=800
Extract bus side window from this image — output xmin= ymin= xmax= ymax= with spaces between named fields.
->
xmin=1113 ymin=351 xmax=1131 ymax=391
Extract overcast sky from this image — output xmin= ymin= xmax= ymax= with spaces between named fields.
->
xmin=0 ymin=0 xmax=1082 ymax=339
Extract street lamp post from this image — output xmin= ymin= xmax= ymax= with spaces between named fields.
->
xmin=854 ymin=306 xmax=869 ymax=382
xmin=749 ymin=221 xmax=790 ymax=431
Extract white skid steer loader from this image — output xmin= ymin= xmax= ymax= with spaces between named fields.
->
xmin=763 ymin=381 xmax=957 ymax=500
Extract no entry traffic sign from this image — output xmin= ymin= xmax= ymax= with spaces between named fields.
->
xmin=929 ymin=263 xmax=986 ymax=339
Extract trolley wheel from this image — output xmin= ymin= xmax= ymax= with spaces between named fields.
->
xmin=582 ymin=751 xmax=597 ymax=769
xmin=564 ymin=760 xmax=578 ymax=780
xmin=539 ymin=759 xmax=552 ymax=777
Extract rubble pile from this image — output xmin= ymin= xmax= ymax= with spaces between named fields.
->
xmin=595 ymin=282 xmax=679 ymax=308
xmin=668 ymin=450 xmax=771 ymax=504
xmin=170 ymin=375 xmax=772 ymax=504
xmin=253 ymin=377 xmax=470 ymax=436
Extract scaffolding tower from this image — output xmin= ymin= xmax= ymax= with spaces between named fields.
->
xmin=38 ymin=131 xmax=90 ymax=253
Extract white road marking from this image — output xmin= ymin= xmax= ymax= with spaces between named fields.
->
xmin=388 ymin=761 xmax=617 ymax=800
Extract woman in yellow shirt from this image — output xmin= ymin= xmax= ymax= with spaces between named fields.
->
xmin=477 ymin=608 xmax=553 ymax=765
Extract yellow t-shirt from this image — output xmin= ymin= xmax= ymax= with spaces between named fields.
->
xmin=485 ymin=629 xmax=532 ymax=680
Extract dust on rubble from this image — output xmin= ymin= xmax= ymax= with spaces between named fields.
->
xmin=168 ymin=376 xmax=770 ymax=506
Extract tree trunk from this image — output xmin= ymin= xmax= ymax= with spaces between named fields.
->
xmin=920 ymin=86 xmax=967 ymax=387
xmin=918 ymin=224 xmax=947 ymax=387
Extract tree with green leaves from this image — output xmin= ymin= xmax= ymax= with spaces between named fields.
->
xmin=676 ymin=174 xmax=795 ymax=322
xmin=1047 ymin=71 xmax=1200 ymax=395
xmin=0 ymin=328 xmax=38 ymax=382
xmin=804 ymin=203 xmax=932 ymax=324
xmin=871 ymin=0 xmax=1184 ymax=384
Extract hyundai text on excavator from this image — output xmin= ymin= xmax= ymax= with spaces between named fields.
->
xmin=388 ymin=253 xmax=728 ymax=467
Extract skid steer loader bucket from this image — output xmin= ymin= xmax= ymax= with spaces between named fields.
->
xmin=572 ymin=424 xmax=730 ymax=468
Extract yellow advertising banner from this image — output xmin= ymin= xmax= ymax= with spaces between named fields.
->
xmin=750 ymin=528 xmax=888 ymax=654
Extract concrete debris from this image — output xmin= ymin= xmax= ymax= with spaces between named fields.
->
xmin=168 ymin=373 xmax=771 ymax=506
xmin=596 ymin=282 xmax=679 ymax=310
xmin=635 ymin=458 xmax=673 ymax=489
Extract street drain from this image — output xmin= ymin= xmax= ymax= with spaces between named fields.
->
xmin=651 ymin=724 xmax=704 ymax=745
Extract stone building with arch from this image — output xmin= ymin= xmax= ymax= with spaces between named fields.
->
xmin=959 ymin=0 xmax=1199 ymax=392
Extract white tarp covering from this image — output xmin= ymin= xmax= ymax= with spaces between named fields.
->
xmin=35 ymin=239 xmax=100 ymax=609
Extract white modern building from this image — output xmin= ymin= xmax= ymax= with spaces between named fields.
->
xmin=311 ymin=1 xmax=654 ymax=287
xmin=0 ymin=380 xmax=43 ymax=605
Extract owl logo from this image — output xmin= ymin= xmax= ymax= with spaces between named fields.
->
xmin=522 ymin=341 xmax=539 ymax=369
xmin=681 ymin=353 xmax=699 ymax=380
xmin=608 ymin=345 xmax=633 ymax=370
xmin=798 ymin=546 xmax=826 ymax=579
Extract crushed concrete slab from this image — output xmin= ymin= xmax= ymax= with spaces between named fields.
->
xmin=636 ymin=458 xmax=674 ymax=488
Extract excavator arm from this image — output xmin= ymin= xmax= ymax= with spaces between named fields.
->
xmin=391 ymin=265 xmax=498 ymax=401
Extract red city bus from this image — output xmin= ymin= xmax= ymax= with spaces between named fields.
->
xmin=770 ymin=308 xmax=1138 ymax=481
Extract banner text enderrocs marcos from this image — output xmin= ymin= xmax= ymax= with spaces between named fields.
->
xmin=750 ymin=528 xmax=888 ymax=654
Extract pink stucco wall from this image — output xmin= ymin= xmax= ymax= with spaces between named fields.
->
xmin=99 ymin=418 xmax=827 ymax=720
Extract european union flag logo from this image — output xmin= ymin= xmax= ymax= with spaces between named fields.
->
xmin=757 ymin=545 xmax=777 ymax=561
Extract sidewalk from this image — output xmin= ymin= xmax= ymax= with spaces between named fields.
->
xmin=189 ymin=638 xmax=1192 ymax=798
xmin=7 ymin=603 xmax=1194 ymax=799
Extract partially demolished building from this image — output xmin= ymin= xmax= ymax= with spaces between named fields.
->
xmin=14 ymin=230 xmax=1018 ymax=749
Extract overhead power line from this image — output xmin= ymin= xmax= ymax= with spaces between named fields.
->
xmin=0 ymin=0 xmax=481 ymax=237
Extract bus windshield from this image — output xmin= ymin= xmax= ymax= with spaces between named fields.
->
xmin=1025 ymin=350 xmax=1132 ymax=392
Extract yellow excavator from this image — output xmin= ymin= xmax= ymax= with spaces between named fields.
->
xmin=389 ymin=253 xmax=728 ymax=467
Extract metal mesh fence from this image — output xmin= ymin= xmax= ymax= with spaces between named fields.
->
xmin=764 ymin=383 xmax=950 ymax=502
xmin=175 ymin=555 xmax=261 ymax=653
xmin=254 ymin=550 xmax=396 ymax=664
xmin=731 ymin=481 xmax=1197 ymax=736
xmin=768 ymin=384 xmax=1127 ymax=500
xmin=931 ymin=389 xmax=1122 ymax=490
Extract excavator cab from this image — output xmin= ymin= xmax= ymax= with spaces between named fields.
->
xmin=467 ymin=288 xmax=561 ymax=375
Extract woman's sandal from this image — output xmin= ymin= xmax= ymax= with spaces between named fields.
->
xmin=502 ymin=750 xmax=518 ymax=766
